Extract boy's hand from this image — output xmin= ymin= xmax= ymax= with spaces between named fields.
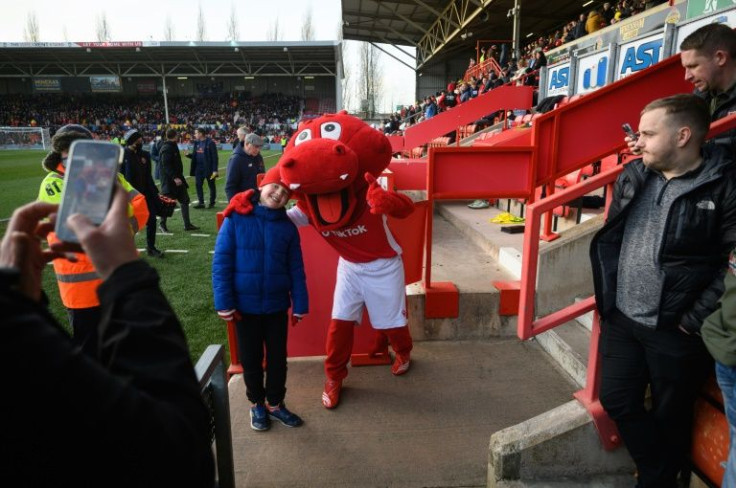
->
xmin=290 ymin=313 xmax=304 ymax=327
xmin=217 ymin=309 xmax=242 ymax=323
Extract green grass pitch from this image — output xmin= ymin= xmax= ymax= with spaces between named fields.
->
xmin=0 ymin=148 xmax=281 ymax=360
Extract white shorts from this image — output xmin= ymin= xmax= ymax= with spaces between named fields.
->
xmin=332 ymin=255 xmax=407 ymax=329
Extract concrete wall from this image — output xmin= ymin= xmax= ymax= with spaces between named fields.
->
xmin=536 ymin=215 xmax=603 ymax=317
xmin=488 ymin=400 xmax=634 ymax=487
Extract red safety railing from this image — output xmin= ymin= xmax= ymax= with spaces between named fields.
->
xmin=517 ymin=112 xmax=736 ymax=450
xmin=387 ymin=84 xmax=534 ymax=153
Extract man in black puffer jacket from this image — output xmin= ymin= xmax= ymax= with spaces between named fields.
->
xmin=159 ymin=128 xmax=199 ymax=232
xmin=590 ymin=94 xmax=736 ymax=488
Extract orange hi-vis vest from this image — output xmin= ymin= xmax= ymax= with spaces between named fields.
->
xmin=38 ymin=169 xmax=149 ymax=309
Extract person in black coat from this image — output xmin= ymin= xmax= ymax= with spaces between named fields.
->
xmin=121 ymin=129 xmax=163 ymax=258
xmin=0 ymin=188 xmax=215 ymax=488
xmin=159 ymin=128 xmax=199 ymax=232
xmin=225 ymin=132 xmax=266 ymax=202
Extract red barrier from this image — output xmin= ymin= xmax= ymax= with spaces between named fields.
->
xmin=401 ymin=85 xmax=534 ymax=151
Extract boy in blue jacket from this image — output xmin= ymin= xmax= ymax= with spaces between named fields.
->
xmin=212 ymin=167 xmax=308 ymax=431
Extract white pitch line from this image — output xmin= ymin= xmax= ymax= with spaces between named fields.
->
xmin=190 ymin=233 xmax=211 ymax=237
xmin=162 ymin=249 xmax=190 ymax=253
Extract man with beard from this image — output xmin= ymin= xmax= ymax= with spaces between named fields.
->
xmin=590 ymin=94 xmax=736 ymax=488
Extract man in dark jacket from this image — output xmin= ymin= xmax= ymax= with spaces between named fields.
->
xmin=0 ymin=189 xmax=214 ymax=487
xmin=680 ymin=23 xmax=736 ymax=154
xmin=186 ymin=127 xmax=219 ymax=209
xmin=121 ymin=129 xmax=163 ymax=258
xmin=590 ymin=94 xmax=736 ymax=488
xmin=225 ymin=132 xmax=265 ymax=202
xmin=159 ymin=128 xmax=199 ymax=232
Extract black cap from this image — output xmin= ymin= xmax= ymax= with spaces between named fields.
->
xmin=124 ymin=129 xmax=142 ymax=145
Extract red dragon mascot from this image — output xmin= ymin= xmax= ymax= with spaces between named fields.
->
xmin=281 ymin=111 xmax=415 ymax=409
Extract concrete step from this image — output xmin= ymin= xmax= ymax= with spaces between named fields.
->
xmin=534 ymin=320 xmax=591 ymax=388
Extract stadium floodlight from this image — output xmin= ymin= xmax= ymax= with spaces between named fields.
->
xmin=0 ymin=126 xmax=51 ymax=150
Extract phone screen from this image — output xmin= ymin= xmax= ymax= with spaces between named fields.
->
xmin=54 ymin=140 xmax=123 ymax=243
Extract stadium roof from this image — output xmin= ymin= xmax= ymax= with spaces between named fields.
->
xmin=0 ymin=41 xmax=341 ymax=78
xmin=341 ymin=0 xmax=593 ymax=69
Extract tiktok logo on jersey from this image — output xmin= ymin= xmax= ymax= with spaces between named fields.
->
xmin=322 ymin=225 xmax=368 ymax=238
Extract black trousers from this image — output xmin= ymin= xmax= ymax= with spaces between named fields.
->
xmin=235 ymin=311 xmax=289 ymax=406
xmin=194 ymin=173 xmax=216 ymax=206
xmin=144 ymin=195 xmax=158 ymax=250
xmin=599 ymin=310 xmax=712 ymax=488
xmin=67 ymin=306 xmax=102 ymax=356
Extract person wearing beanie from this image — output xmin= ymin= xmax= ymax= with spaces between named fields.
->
xmin=37 ymin=124 xmax=149 ymax=354
xmin=121 ymin=129 xmax=164 ymax=258
xmin=212 ymin=165 xmax=308 ymax=432
xmin=224 ymin=132 xmax=265 ymax=202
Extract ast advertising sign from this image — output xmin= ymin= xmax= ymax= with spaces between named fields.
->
xmin=616 ymin=32 xmax=665 ymax=80
xmin=575 ymin=45 xmax=614 ymax=95
xmin=545 ymin=62 xmax=571 ymax=97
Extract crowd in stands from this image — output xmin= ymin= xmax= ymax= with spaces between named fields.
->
xmin=0 ymin=92 xmax=303 ymax=144
xmin=384 ymin=0 xmax=668 ymax=135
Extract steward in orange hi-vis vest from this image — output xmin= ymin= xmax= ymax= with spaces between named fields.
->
xmin=37 ymin=125 xmax=148 ymax=353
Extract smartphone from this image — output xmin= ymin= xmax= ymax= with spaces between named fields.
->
xmin=622 ymin=123 xmax=638 ymax=141
xmin=54 ymin=140 xmax=123 ymax=243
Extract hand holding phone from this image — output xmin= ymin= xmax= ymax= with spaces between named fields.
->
xmin=622 ymin=123 xmax=641 ymax=154
xmin=622 ymin=123 xmax=637 ymax=141
xmin=54 ymin=140 xmax=123 ymax=243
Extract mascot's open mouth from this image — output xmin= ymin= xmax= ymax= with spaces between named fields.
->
xmin=310 ymin=189 xmax=351 ymax=226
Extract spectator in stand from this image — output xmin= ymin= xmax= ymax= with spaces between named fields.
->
xmin=37 ymin=124 xmax=148 ymax=355
xmin=586 ymin=9 xmax=605 ymax=34
xmin=186 ymin=128 xmax=219 ymax=209
xmin=479 ymin=46 xmax=486 ymax=64
xmin=573 ymin=12 xmax=588 ymax=39
xmin=602 ymin=2 xmax=615 ymax=25
xmin=225 ymin=133 xmax=265 ymax=202
xmin=121 ymin=129 xmax=163 ymax=258
xmin=591 ymin=94 xmax=735 ymax=488
xmin=424 ymin=96 xmax=438 ymax=119
xmin=1 ymin=188 xmax=215 ymax=487
xmin=158 ymin=128 xmax=199 ymax=233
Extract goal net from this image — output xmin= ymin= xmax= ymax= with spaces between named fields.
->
xmin=0 ymin=126 xmax=52 ymax=150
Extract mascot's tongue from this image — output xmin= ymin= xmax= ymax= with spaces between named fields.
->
xmin=316 ymin=192 xmax=343 ymax=224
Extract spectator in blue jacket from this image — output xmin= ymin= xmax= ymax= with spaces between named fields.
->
xmin=186 ymin=128 xmax=219 ymax=208
xmin=212 ymin=167 xmax=308 ymax=432
xmin=225 ymin=133 xmax=265 ymax=202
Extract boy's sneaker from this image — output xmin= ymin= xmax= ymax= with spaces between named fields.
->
xmin=250 ymin=403 xmax=270 ymax=431
xmin=184 ymin=224 xmax=200 ymax=231
xmin=322 ymin=379 xmax=342 ymax=409
xmin=391 ymin=354 xmax=411 ymax=376
xmin=267 ymin=403 xmax=303 ymax=427
xmin=159 ymin=222 xmax=169 ymax=233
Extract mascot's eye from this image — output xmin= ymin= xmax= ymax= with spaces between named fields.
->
xmin=320 ymin=122 xmax=342 ymax=140
xmin=294 ymin=129 xmax=312 ymax=146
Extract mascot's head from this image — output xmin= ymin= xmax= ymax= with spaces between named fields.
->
xmin=278 ymin=111 xmax=392 ymax=231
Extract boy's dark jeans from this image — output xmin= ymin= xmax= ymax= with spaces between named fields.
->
xmin=236 ymin=311 xmax=289 ymax=406
xmin=599 ymin=310 xmax=712 ymax=487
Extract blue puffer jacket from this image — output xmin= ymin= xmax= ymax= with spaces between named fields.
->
xmin=212 ymin=201 xmax=308 ymax=315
